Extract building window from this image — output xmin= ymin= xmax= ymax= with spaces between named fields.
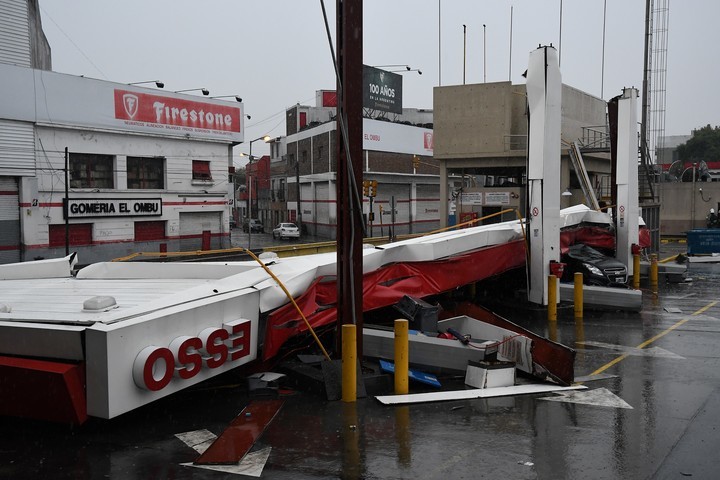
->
xmin=70 ymin=153 xmax=114 ymax=189
xmin=49 ymin=224 xmax=93 ymax=247
xmin=127 ymin=156 xmax=165 ymax=189
xmin=192 ymin=160 xmax=212 ymax=180
xmin=134 ymin=221 xmax=166 ymax=241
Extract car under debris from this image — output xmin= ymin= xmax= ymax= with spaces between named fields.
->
xmin=561 ymin=243 xmax=628 ymax=287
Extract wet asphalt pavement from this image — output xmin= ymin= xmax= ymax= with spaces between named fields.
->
xmin=1 ymin=241 xmax=719 ymax=479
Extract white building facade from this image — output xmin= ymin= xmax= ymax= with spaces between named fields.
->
xmin=0 ymin=0 xmax=243 ymax=264
xmin=280 ymin=100 xmax=438 ymax=239
xmin=0 ymin=62 xmax=241 ymax=264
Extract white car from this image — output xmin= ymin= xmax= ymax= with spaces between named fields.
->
xmin=272 ymin=223 xmax=300 ymax=240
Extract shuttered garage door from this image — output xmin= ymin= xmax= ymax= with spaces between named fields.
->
xmin=179 ymin=212 xmax=221 ymax=251
xmin=0 ymin=177 xmax=20 ymax=264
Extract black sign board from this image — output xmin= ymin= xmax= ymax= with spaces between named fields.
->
xmin=64 ymin=198 xmax=163 ymax=219
xmin=363 ymin=65 xmax=403 ymax=114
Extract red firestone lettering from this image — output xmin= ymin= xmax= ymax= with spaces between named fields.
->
xmin=152 ymin=102 xmax=233 ymax=130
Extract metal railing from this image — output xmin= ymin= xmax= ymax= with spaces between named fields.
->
xmin=580 ymin=125 xmax=610 ymax=150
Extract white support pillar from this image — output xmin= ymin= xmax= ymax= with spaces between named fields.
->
xmin=616 ymin=87 xmax=640 ymax=274
xmin=526 ymin=46 xmax=562 ymax=306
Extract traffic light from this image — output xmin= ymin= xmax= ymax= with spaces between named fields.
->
xmin=413 ymin=155 xmax=420 ymax=169
xmin=362 ymin=179 xmax=370 ymax=197
xmin=369 ymin=180 xmax=378 ymax=198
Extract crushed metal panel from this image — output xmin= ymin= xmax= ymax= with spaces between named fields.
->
xmin=438 ymin=316 xmax=533 ymax=375
xmin=538 ymin=387 xmax=633 ymax=409
xmin=85 ymin=288 xmax=260 ymax=419
xmin=376 ymin=384 xmax=586 ymax=405
xmin=0 ymin=253 xmax=76 ymax=280
xmin=363 ymin=327 xmax=489 ymax=372
xmin=441 ymin=302 xmax=576 ymax=386
xmin=559 ymin=283 xmax=642 ymax=312
xmin=194 ymin=399 xmax=283 ymax=465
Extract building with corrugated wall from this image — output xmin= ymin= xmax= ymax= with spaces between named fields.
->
xmin=0 ymin=0 xmax=241 ymax=263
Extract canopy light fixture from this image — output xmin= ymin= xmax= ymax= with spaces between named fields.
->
xmin=210 ymin=95 xmax=242 ymax=102
xmin=128 ymin=80 xmax=164 ymax=88
xmin=175 ymin=88 xmax=210 ymax=96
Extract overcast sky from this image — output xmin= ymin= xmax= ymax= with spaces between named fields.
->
xmin=38 ymin=0 xmax=718 ymax=161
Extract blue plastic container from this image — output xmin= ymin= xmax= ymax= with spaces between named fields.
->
xmin=687 ymin=229 xmax=720 ymax=255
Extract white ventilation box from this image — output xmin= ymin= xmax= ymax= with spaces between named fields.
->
xmin=465 ymin=360 xmax=516 ymax=389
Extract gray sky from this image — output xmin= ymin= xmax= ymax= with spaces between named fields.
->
xmin=38 ymin=0 xmax=718 ymax=160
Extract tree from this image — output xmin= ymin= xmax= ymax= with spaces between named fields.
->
xmin=677 ymin=124 xmax=720 ymax=164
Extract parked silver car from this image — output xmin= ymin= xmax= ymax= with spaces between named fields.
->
xmin=242 ymin=218 xmax=263 ymax=233
xmin=272 ymin=223 xmax=300 ymax=240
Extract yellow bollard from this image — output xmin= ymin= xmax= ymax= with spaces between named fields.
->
xmin=548 ymin=274 xmax=557 ymax=322
xmin=574 ymin=272 xmax=583 ymax=320
xmin=650 ymin=253 xmax=659 ymax=294
xmin=633 ymin=254 xmax=641 ymax=289
xmin=342 ymin=324 xmax=356 ymax=403
xmin=394 ymin=319 xmax=409 ymax=395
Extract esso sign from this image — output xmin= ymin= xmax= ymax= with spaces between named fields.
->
xmin=132 ymin=319 xmax=252 ymax=391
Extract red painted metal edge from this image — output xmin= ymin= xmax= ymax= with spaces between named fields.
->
xmin=0 ymin=356 xmax=87 ymax=424
xmin=263 ymin=240 xmax=527 ymax=360
xmin=194 ymin=399 xmax=284 ymax=465
xmin=442 ymin=302 xmax=576 ymax=386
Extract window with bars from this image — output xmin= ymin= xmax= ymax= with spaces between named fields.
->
xmin=70 ymin=153 xmax=114 ymax=189
xmin=127 ymin=156 xmax=165 ymax=189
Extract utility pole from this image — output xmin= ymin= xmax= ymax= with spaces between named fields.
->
xmin=336 ymin=0 xmax=364 ymax=357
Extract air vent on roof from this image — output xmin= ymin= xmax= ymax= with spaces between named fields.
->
xmin=83 ymin=296 xmax=118 ymax=312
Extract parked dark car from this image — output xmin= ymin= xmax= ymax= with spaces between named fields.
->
xmin=242 ymin=219 xmax=263 ymax=233
xmin=561 ymin=244 xmax=628 ymax=287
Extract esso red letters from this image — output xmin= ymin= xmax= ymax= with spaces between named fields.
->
xmin=132 ymin=319 xmax=251 ymax=391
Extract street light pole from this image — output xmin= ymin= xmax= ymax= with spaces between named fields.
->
xmin=246 ymin=135 xmax=271 ymax=251
xmin=295 ymin=158 xmax=301 ymax=231
xmin=483 ymin=24 xmax=487 ymax=83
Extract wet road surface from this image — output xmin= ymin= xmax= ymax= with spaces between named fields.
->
xmin=1 ymin=242 xmax=719 ymax=479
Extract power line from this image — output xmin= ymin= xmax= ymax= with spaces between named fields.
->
xmin=40 ymin=6 xmax=108 ymax=80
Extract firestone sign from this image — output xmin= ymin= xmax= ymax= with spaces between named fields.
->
xmin=65 ymin=198 xmax=162 ymax=219
xmin=114 ymin=89 xmax=241 ymax=136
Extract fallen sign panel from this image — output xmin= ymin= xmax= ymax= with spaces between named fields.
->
xmin=194 ymin=399 xmax=284 ymax=465
xmin=559 ymin=283 xmax=642 ymax=312
xmin=376 ymin=384 xmax=586 ymax=405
